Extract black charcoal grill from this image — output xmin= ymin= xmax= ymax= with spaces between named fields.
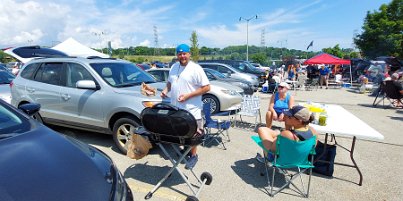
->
xmin=136 ymin=103 xmax=212 ymax=201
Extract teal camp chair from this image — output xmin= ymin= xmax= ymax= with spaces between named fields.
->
xmin=251 ymin=135 xmax=316 ymax=197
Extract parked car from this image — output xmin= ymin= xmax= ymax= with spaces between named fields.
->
xmin=200 ymin=60 xmax=266 ymax=85
xmin=198 ymin=62 xmax=259 ymax=88
xmin=7 ymin=46 xmax=166 ymax=154
xmin=4 ymin=46 xmax=68 ymax=64
xmin=146 ymin=68 xmax=243 ymax=113
xmin=0 ymin=70 xmax=15 ymax=103
xmin=136 ymin=63 xmax=152 ymax=70
xmin=251 ymin=62 xmax=271 ymax=71
xmin=203 ymin=68 xmax=256 ymax=95
xmin=0 ymin=100 xmax=133 ymax=201
xmin=1 ymin=63 xmax=11 ymax=72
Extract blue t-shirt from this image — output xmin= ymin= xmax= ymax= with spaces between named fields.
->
xmin=273 ymin=92 xmax=290 ymax=113
xmin=319 ymin=67 xmax=330 ymax=76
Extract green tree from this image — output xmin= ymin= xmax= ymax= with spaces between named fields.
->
xmin=250 ymin=53 xmax=267 ymax=65
xmin=190 ymin=31 xmax=200 ymax=62
xmin=354 ymin=0 xmax=403 ymax=59
xmin=322 ymin=44 xmax=344 ymax=58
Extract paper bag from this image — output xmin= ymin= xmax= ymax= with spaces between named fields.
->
xmin=127 ymin=134 xmax=152 ymax=160
xmin=141 ymin=82 xmax=156 ymax=96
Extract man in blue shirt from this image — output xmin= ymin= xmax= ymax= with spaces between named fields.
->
xmin=319 ymin=65 xmax=330 ymax=89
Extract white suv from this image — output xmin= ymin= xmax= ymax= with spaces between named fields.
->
xmin=8 ymin=46 xmax=166 ymax=153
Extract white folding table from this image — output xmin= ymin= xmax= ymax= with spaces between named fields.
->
xmin=309 ymin=104 xmax=384 ymax=186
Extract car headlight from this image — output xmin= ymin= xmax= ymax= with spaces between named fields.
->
xmin=221 ymin=89 xmax=238 ymax=96
xmin=142 ymin=101 xmax=163 ymax=108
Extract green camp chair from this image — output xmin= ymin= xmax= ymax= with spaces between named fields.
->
xmin=251 ymin=135 xmax=316 ymax=197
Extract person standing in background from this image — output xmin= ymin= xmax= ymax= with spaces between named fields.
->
xmin=319 ymin=64 xmax=330 ymax=89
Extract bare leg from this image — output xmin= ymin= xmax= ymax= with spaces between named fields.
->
xmin=266 ymin=110 xmax=274 ymax=128
xmin=258 ymin=127 xmax=280 ymax=152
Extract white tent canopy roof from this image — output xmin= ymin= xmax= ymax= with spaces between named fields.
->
xmin=52 ymin=37 xmax=109 ymax=58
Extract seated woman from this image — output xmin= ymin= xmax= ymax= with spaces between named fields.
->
xmin=266 ymin=82 xmax=294 ymax=128
xmin=258 ymin=105 xmax=318 ymax=153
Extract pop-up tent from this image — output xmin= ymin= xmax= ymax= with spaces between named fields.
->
xmin=304 ymin=53 xmax=352 ymax=85
xmin=303 ymin=53 xmax=350 ymax=65
xmin=52 ymin=37 xmax=109 ymax=58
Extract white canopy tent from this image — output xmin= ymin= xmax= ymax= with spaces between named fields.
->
xmin=52 ymin=37 xmax=109 ymax=58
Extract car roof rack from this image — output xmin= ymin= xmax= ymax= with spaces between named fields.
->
xmin=86 ymin=56 xmax=116 ymax=60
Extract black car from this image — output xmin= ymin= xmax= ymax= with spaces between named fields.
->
xmin=0 ymin=100 xmax=133 ymax=201
xmin=203 ymin=68 xmax=256 ymax=95
xmin=200 ymin=60 xmax=266 ymax=86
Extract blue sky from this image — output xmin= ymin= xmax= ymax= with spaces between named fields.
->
xmin=0 ymin=0 xmax=391 ymax=51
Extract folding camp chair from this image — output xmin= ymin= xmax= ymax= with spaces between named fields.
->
xmin=296 ymin=74 xmax=308 ymax=90
xmin=234 ymin=95 xmax=262 ymax=130
xmin=305 ymin=77 xmax=319 ymax=91
xmin=137 ymin=103 xmax=212 ymax=201
xmin=251 ymin=135 xmax=316 ymax=198
xmin=334 ymin=74 xmax=343 ymax=88
xmin=202 ymin=103 xmax=231 ymax=150
xmin=373 ymin=80 xmax=403 ymax=108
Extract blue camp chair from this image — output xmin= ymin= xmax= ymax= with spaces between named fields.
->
xmin=251 ymin=135 xmax=316 ymax=197
xmin=203 ymin=103 xmax=231 ymax=150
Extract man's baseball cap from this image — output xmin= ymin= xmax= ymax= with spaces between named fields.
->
xmin=176 ymin=44 xmax=190 ymax=54
xmin=283 ymin=105 xmax=311 ymax=122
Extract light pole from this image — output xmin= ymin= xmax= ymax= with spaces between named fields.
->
xmin=239 ymin=15 xmax=258 ymax=61
xmin=93 ymin=31 xmax=105 ymax=53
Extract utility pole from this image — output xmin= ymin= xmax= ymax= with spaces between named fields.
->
xmin=153 ymin=25 xmax=159 ymax=56
xmin=239 ymin=15 xmax=258 ymax=61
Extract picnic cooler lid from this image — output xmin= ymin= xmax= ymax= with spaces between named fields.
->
xmin=140 ymin=103 xmax=197 ymax=138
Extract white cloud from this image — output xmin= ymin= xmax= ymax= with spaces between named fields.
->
xmin=139 ymin=39 xmax=150 ymax=46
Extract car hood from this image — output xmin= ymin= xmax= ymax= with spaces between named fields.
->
xmin=219 ymin=77 xmax=250 ymax=84
xmin=0 ymin=125 xmax=113 ymax=201
xmin=111 ymin=82 xmax=166 ymax=98
xmin=210 ymin=80 xmax=243 ymax=93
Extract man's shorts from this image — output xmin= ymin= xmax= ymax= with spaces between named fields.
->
xmin=195 ymin=119 xmax=204 ymax=137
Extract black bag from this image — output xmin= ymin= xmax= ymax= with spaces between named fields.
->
xmin=312 ymin=141 xmax=337 ymax=177
xmin=140 ymin=103 xmax=203 ymax=146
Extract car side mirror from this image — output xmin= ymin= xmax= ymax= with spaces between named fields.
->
xmin=18 ymin=103 xmax=41 ymax=116
xmin=76 ymin=80 xmax=98 ymax=90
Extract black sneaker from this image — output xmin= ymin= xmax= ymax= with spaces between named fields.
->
xmin=185 ymin=154 xmax=198 ymax=169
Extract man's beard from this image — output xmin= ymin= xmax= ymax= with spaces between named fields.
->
xmin=179 ymin=59 xmax=189 ymax=66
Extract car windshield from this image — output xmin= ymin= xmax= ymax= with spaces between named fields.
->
xmin=244 ymin=62 xmax=262 ymax=72
xmin=0 ymin=71 xmax=15 ymax=84
xmin=90 ymin=62 xmax=156 ymax=87
xmin=207 ymin=69 xmax=226 ymax=78
xmin=0 ymin=103 xmax=30 ymax=136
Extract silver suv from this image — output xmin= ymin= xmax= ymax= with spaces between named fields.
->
xmin=9 ymin=47 xmax=165 ymax=154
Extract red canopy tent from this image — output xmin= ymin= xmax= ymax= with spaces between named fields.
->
xmin=304 ymin=53 xmax=352 ymax=85
xmin=303 ymin=53 xmax=350 ymax=65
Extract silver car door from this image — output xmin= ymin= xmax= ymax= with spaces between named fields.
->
xmin=60 ymin=63 xmax=104 ymax=127
xmin=29 ymin=62 xmax=62 ymax=119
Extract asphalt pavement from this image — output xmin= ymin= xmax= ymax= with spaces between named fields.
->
xmin=56 ymin=86 xmax=403 ymax=201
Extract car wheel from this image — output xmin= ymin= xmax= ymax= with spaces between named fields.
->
xmin=113 ymin=116 xmax=140 ymax=154
xmin=202 ymin=94 xmax=220 ymax=114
